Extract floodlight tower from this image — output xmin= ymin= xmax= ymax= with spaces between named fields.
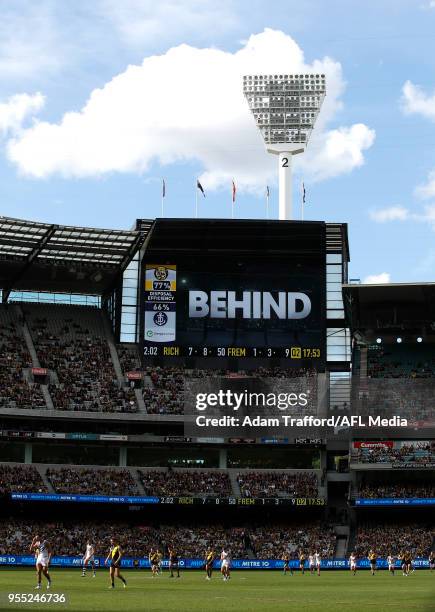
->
xmin=243 ymin=74 xmax=326 ymax=220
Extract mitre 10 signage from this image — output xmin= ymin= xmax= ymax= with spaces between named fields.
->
xmin=143 ymin=251 xmax=325 ymax=365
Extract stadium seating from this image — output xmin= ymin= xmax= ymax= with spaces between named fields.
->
xmin=161 ymin=525 xmax=247 ymax=558
xmin=0 ymin=519 xmax=338 ymax=560
xmin=353 ymin=523 xmax=433 ymax=558
xmin=143 ymin=366 xmax=184 ymax=415
xmin=0 ymin=465 xmax=322 ymax=499
xmin=46 ymin=467 xmax=139 ymax=496
xmin=0 ymin=308 xmax=318 ymax=416
xmin=351 ymin=442 xmax=435 ymax=465
xmin=367 ymin=345 xmax=435 ymax=379
xmin=0 ymin=520 xmax=160 ymax=558
xmin=23 ymin=304 xmax=137 ymax=413
xmin=237 ymin=471 xmax=318 ymax=498
xmin=117 ymin=344 xmax=142 ymax=376
xmin=0 ymin=465 xmax=47 ymax=494
xmin=141 ymin=365 xmax=317 ymax=415
xmin=358 ymin=482 xmax=435 ymax=498
xmin=0 ymin=307 xmax=45 ymax=410
xmin=0 ymin=303 xmax=142 ymax=414
xmin=249 ymin=522 xmax=336 ymax=559
xmin=139 ymin=470 xmax=232 ymax=496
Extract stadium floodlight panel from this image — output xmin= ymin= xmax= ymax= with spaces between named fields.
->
xmin=243 ymin=73 xmax=326 ymax=146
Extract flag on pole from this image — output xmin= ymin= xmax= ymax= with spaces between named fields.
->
xmin=161 ymin=179 xmax=166 ymax=218
xmin=232 ymin=179 xmax=236 ymax=203
xmin=302 ymin=181 xmax=306 ymax=204
xmin=197 ymin=180 xmax=206 ymax=197
xmin=266 ymin=185 xmax=270 ymax=219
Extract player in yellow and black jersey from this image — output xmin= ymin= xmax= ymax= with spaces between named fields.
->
xmin=168 ymin=546 xmax=180 ymax=578
xmin=299 ymin=550 xmax=306 ymax=575
xmin=205 ymin=548 xmax=216 ymax=580
xmin=367 ymin=550 xmax=377 ymax=576
xmin=402 ymin=551 xmax=412 ymax=576
xmin=282 ymin=552 xmax=292 ymax=575
xmin=149 ymin=548 xmax=160 ymax=577
xmin=104 ymin=538 xmax=127 ymax=589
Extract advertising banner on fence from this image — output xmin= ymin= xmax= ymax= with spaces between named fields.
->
xmin=0 ymin=556 xmax=429 ymax=570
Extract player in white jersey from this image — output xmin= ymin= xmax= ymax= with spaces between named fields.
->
xmin=82 ymin=541 xmax=96 ymax=577
xmin=220 ymin=549 xmax=230 ymax=581
xmin=349 ymin=552 xmax=357 ymax=575
xmin=308 ymin=553 xmax=315 ymax=575
xmin=314 ymin=551 xmax=321 ymax=576
xmin=30 ymin=535 xmax=52 ymax=589
xmin=387 ymin=554 xmax=395 ymax=575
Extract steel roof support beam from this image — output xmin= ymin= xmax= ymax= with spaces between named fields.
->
xmin=2 ymin=224 xmax=57 ymax=303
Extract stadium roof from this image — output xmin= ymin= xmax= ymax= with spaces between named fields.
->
xmin=343 ymin=282 xmax=435 ymax=333
xmin=0 ymin=216 xmax=152 ymax=299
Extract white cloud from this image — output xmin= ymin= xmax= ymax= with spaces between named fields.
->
xmin=369 ymin=206 xmax=409 ymax=222
xmin=415 ymin=169 xmax=435 ymax=199
xmin=6 ymin=29 xmax=375 ymax=190
xmin=363 ymin=273 xmax=391 ymax=284
xmin=401 ymin=80 xmax=435 ymax=121
xmin=0 ymin=2 xmax=64 ymax=80
xmin=98 ymin=0 xmax=238 ymax=48
xmin=300 ymin=124 xmax=375 ymax=182
xmin=369 ymin=204 xmax=435 ymax=230
xmin=419 ymin=203 xmax=435 ymax=227
xmin=401 ymin=81 xmax=435 ymax=202
xmin=0 ymin=93 xmax=45 ymax=136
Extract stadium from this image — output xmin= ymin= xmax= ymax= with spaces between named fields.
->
xmin=0 ymin=213 xmax=433 ymax=611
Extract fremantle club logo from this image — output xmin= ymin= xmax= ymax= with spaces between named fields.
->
xmin=153 ymin=311 xmax=168 ymax=326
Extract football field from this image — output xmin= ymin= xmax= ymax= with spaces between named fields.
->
xmin=0 ymin=569 xmax=433 ymax=611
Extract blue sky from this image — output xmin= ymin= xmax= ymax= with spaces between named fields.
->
xmin=1 ymin=0 xmax=435 ymax=283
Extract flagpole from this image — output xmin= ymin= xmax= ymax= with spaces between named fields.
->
xmin=161 ymin=179 xmax=165 ymax=218
xmin=266 ymin=188 xmax=269 ymax=220
xmin=195 ymin=180 xmax=198 ymax=218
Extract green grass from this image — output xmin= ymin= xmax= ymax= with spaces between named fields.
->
xmin=0 ymin=569 xmax=434 ymax=611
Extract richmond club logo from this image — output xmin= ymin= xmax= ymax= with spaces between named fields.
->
xmin=154 ymin=266 xmax=168 ymax=281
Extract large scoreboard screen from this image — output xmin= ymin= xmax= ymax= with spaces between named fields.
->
xmin=141 ymin=219 xmax=326 ymax=368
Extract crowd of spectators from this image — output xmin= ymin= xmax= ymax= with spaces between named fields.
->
xmin=141 ymin=365 xmax=318 ymax=415
xmin=367 ymin=345 xmax=435 ymax=379
xmin=0 ymin=465 xmax=47 ymax=494
xmin=0 ymin=317 xmax=45 ymax=410
xmin=249 ymin=522 xmax=336 ymax=559
xmin=117 ymin=345 xmax=141 ymax=375
xmin=28 ymin=311 xmax=137 ymax=413
xmin=161 ymin=525 xmax=247 ymax=558
xmin=0 ymin=520 xmax=160 ymax=558
xmin=354 ymin=523 xmax=433 ymax=558
xmin=47 ymin=468 xmax=139 ymax=496
xmin=358 ymin=482 xmax=435 ymax=499
xmin=0 ymin=465 xmax=324 ymax=499
xmin=0 ymin=520 xmax=340 ymax=560
xmin=248 ymin=366 xmax=317 ymax=379
xmin=237 ymin=471 xmax=318 ymax=498
xmin=352 ymin=442 xmax=435 ymax=465
xmin=143 ymin=367 xmax=184 ymax=415
xmin=139 ymin=470 xmax=231 ymax=496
